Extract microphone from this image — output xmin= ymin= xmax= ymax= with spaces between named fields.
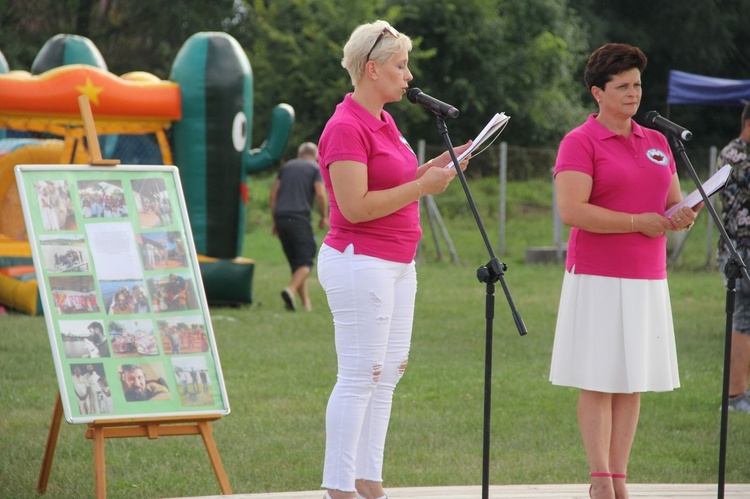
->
xmin=643 ymin=111 xmax=692 ymax=141
xmin=406 ymin=88 xmax=459 ymax=119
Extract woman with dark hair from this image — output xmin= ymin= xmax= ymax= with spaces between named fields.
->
xmin=549 ymin=43 xmax=700 ymax=499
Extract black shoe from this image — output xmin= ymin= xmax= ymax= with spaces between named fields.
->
xmin=281 ymin=289 xmax=296 ymax=311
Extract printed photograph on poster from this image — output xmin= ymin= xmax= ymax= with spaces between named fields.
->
xmin=118 ymin=362 xmax=172 ymax=402
xmin=132 ymin=178 xmax=173 ymax=228
xmin=137 ymin=231 xmax=189 ymax=271
xmin=147 ymin=272 xmax=199 ymax=313
xmin=171 ymin=356 xmax=213 ymax=407
xmin=69 ymin=362 xmax=115 ymax=415
xmin=102 ymin=280 xmax=150 ymax=315
xmin=39 ymin=234 xmax=90 ymax=273
xmin=156 ymin=315 xmax=209 ymax=355
xmin=34 ymin=180 xmax=76 ymax=231
xmin=49 ymin=275 xmax=101 ymax=315
xmin=108 ymin=319 xmax=159 ymax=357
xmin=59 ymin=319 xmax=110 ymax=359
xmin=76 ymin=179 xmax=129 ymax=219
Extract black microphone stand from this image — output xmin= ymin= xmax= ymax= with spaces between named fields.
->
xmin=666 ymin=133 xmax=750 ymax=499
xmin=431 ymin=114 xmax=527 ymax=499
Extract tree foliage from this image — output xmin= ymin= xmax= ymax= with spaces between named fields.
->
xmin=1 ymin=0 xmax=748 ymax=158
xmin=226 ymin=0 xmax=590 ymax=151
xmin=0 ymin=0 xmax=235 ymax=76
xmin=227 ymin=0 xmax=386 ymax=149
xmin=574 ymin=0 xmax=750 ymax=148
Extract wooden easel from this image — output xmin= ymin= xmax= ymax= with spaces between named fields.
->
xmin=36 ymin=97 xmax=232 ymax=498
xmin=77 ymin=95 xmax=121 ymax=167
xmin=38 ymin=394 xmax=232 ymax=498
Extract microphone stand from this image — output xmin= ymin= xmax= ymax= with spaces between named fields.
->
xmin=666 ymin=133 xmax=750 ymax=499
xmin=432 ymin=114 xmax=528 ymax=499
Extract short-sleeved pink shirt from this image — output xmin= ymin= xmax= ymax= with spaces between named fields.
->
xmin=318 ymin=94 xmax=420 ymax=263
xmin=554 ymin=114 xmax=676 ymax=279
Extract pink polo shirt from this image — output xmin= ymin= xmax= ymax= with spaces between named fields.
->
xmin=554 ymin=114 xmax=676 ymax=279
xmin=318 ymin=94 xmax=421 ymax=263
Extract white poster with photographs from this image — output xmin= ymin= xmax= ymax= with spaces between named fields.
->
xmin=15 ymin=164 xmax=229 ymax=424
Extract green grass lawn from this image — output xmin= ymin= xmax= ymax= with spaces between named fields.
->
xmin=1 ymin=175 xmax=748 ymax=498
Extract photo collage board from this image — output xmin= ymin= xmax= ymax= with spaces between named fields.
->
xmin=15 ymin=164 xmax=229 ymax=424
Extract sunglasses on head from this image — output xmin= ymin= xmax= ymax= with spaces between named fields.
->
xmin=366 ymin=24 xmax=400 ymax=61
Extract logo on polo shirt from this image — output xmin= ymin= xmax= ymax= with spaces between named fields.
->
xmin=399 ymin=135 xmax=416 ymax=156
xmin=646 ymin=148 xmax=670 ymax=166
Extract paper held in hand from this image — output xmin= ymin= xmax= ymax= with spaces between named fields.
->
xmin=450 ymin=112 xmax=510 ymax=167
xmin=665 ymin=163 xmax=732 ymax=218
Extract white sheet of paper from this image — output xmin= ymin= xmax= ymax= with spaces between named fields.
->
xmin=665 ymin=164 xmax=732 ymax=218
xmin=451 ymin=112 xmax=510 ymax=166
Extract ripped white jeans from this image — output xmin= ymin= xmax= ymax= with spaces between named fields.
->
xmin=318 ymin=243 xmax=416 ymax=492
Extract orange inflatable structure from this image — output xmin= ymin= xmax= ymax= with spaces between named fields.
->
xmin=0 ymin=33 xmax=294 ymax=314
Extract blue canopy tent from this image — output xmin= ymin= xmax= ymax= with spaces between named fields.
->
xmin=667 ymin=70 xmax=750 ymax=109
xmin=664 ymin=70 xmax=750 ymax=266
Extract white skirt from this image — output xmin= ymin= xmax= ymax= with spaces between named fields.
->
xmin=549 ymin=270 xmax=680 ymax=393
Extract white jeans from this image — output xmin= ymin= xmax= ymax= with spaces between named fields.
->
xmin=318 ymin=243 xmax=416 ymax=491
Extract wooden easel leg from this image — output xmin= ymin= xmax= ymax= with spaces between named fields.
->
xmin=92 ymin=425 xmax=107 ymax=499
xmin=197 ymin=421 xmax=232 ymax=494
xmin=37 ymin=393 xmax=64 ymax=494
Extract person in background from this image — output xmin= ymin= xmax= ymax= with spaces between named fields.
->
xmin=270 ymin=142 xmax=329 ymax=312
xmin=316 ymin=19 xmax=471 ymax=499
xmin=717 ymin=101 xmax=750 ymax=412
xmin=548 ymin=43 xmax=700 ymax=499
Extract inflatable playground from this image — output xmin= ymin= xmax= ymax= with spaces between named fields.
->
xmin=0 ymin=33 xmax=294 ymax=314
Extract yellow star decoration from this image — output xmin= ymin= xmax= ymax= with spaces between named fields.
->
xmin=75 ymin=77 xmax=104 ymax=106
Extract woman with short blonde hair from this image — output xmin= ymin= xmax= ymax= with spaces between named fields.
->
xmin=317 ymin=19 xmax=471 ymax=499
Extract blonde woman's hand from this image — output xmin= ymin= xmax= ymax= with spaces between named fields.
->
xmin=430 ymin=140 xmax=472 ymax=170
xmin=418 ymin=162 xmax=459 ymax=195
